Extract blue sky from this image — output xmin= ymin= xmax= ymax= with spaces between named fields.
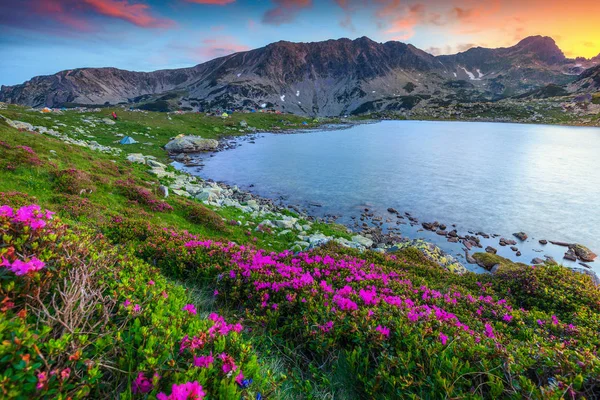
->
xmin=1 ymin=0 xmax=599 ymax=86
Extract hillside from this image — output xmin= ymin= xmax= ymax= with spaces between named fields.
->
xmin=1 ymin=36 xmax=598 ymax=116
xmin=1 ymin=105 xmax=600 ymax=398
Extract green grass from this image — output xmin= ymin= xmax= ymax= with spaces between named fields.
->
xmin=0 ymin=104 xmax=333 ymax=162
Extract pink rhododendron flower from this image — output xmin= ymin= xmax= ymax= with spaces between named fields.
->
xmin=133 ymin=304 xmax=141 ymax=313
xmin=123 ymin=299 xmax=132 ymax=307
xmin=193 ymin=352 xmax=214 ymax=368
xmin=132 ymin=372 xmax=154 ymax=394
xmin=2 ymin=257 xmax=46 ymax=275
xmin=157 ymin=381 xmax=205 ymax=400
xmin=376 ymin=325 xmax=390 ymax=338
xmin=182 ymin=304 xmax=197 ymax=315
xmin=219 ymin=353 xmax=238 ymax=374
xmin=148 ymin=280 xmax=155 ymax=286
xmin=502 ymin=314 xmax=513 ymax=322
xmin=36 ymin=372 xmax=47 ymax=390
xmin=439 ymin=332 xmax=448 ymax=345
xmin=60 ymin=368 xmax=70 ymax=380
xmin=235 ymin=371 xmax=245 ymax=386
xmin=484 ymin=323 xmax=495 ymax=339
xmin=0 ymin=205 xmax=14 ymax=217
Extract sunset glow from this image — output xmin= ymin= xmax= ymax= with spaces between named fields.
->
xmin=1 ymin=0 xmax=599 ymax=85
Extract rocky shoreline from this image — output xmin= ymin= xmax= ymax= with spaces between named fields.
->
xmin=163 ymin=125 xmax=598 ymax=281
xmin=5 ymin=113 xmax=597 ymax=280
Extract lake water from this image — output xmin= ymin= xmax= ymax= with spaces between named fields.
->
xmin=181 ymin=121 xmax=600 ymax=274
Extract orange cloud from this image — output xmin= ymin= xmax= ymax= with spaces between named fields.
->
xmin=262 ymin=0 xmax=313 ymax=25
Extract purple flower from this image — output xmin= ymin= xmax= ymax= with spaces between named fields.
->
xmin=132 ymin=372 xmax=154 ymax=394
xmin=193 ymin=352 xmax=214 ymax=368
xmin=182 ymin=304 xmax=197 ymax=315
xmin=157 ymin=381 xmax=205 ymax=400
xmin=484 ymin=323 xmax=495 ymax=339
xmin=375 ymin=325 xmax=390 ymax=338
xmin=439 ymin=332 xmax=448 ymax=345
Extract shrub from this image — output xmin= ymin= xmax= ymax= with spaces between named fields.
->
xmin=114 ymin=178 xmax=173 ymax=213
xmin=178 ymin=199 xmax=228 ymax=233
xmin=0 ymin=203 xmax=274 ymax=399
xmin=51 ymin=168 xmax=96 ymax=195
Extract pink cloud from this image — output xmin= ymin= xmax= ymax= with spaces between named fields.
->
xmin=184 ymin=0 xmax=235 ymax=4
xmin=196 ymin=36 xmax=250 ymax=59
xmin=262 ymin=0 xmax=312 ymax=25
xmin=1 ymin=0 xmax=174 ymax=34
xmin=82 ymin=0 xmax=174 ymax=28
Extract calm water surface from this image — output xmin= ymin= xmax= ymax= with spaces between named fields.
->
xmin=181 ymin=121 xmax=600 ymax=273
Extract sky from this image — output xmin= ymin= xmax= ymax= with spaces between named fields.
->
xmin=1 ymin=0 xmax=600 ymax=86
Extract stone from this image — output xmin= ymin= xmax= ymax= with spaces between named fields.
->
xmin=436 ymin=230 xmax=448 ymax=236
xmin=539 ymin=239 xmax=548 ymax=245
xmin=387 ymin=207 xmax=398 ymax=214
xmin=351 ymin=235 xmax=374 ymax=248
xmin=164 ymin=136 xmax=219 ymax=153
xmin=246 ymin=200 xmax=260 ymax=210
xmin=101 ymin=118 xmax=116 ymax=125
xmin=570 ymin=244 xmax=597 ymax=262
xmin=240 ymin=120 xmax=248 ymax=128
xmin=274 ymin=219 xmax=296 ymax=229
xmin=531 ymin=258 xmax=544 ymax=265
xmin=147 ymin=159 xmax=167 ymax=169
xmin=513 ymin=232 xmax=528 ymax=241
xmin=510 ymin=246 xmax=518 ymax=252
xmin=563 ymin=249 xmax=578 ymax=262
xmin=158 ymin=185 xmax=169 ymax=198
xmin=126 ymin=153 xmax=146 ymax=164
xmin=485 ymin=246 xmax=497 ymax=254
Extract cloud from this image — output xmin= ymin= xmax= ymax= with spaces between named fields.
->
xmin=0 ymin=0 xmax=174 ymax=35
xmin=82 ymin=0 xmax=174 ymax=28
xmin=184 ymin=0 xmax=235 ymax=4
xmin=196 ymin=36 xmax=250 ymax=59
xmin=262 ymin=0 xmax=312 ymax=25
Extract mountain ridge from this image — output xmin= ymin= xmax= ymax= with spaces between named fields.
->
xmin=1 ymin=35 xmax=598 ymax=116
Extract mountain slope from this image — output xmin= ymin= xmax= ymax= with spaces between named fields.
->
xmin=1 ymin=36 xmax=597 ymax=116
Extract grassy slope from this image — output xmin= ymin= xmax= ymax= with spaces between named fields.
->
xmin=1 ymin=108 xmax=600 ymax=399
xmin=0 ymin=105 xmax=327 ymax=162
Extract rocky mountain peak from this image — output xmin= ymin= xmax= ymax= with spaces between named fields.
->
xmin=513 ymin=35 xmax=566 ymax=64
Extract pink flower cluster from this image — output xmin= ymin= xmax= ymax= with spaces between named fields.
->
xmin=157 ymin=381 xmax=205 ymax=400
xmin=1 ymin=204 xmax=55 ymax=230
xmin=1 ymin=256 xmax=45 ymax=276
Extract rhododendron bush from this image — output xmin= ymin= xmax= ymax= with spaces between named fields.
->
xmin=133 ymin=226 xmax=600 ymax=398
xmin=0 ymin=205 xmax=273 ymax=399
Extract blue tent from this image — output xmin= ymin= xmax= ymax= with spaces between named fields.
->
xmin=120 ymin=136 xmax=137 ymax=145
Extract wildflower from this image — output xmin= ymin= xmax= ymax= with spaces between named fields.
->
xmin=551 ymin=315 xmax=559 ymax=325
xmin=36 ymin=372 xmax=47 ymax=390
xmin=132 ymin=372 xmax=154 ymax=394
xmin=375 ymin=325 xmax=390 ymax=339
xmin=157 ymin=381 xmax=205 ymax=400
xmin=2 ymin=257 xmax=46 ymax=275
xmin=213 ymin=290 xmax=219 ymax=296
xmin=219 ymin=353 xmax=238 ymax=374
xmin=162 ymin=291 xmax=169 ymax=298
xmin=235 ymin=371 xmax=245 ymax=386
xmin=123 ymin=299 xmax=132 ymax=307
xmin=193 ymin=352 xmax=214 ymax=368
xmin=439 ymin=332 xmax=448 ymax=345
xmin=537 ymin=319 xmax=545 ymax=326
xmin=133 ymin=304 xmax=142 ymax=313
xmin=0 ymin=205 xmax=14 ymax=217
xmin=148 ymin=280 xmax=155 ymax=286
xmin=182 ymin=304 xmax=197 ymax=315
xmin=484 ymin=323 xmax=495 ymax=339
xmin=320 ymin=321 xmax=334 ymax=333
xmin=502 ymin=314 xmax=513 ymax=323
xmin=60 ymin=368 xmax=71 ymax=380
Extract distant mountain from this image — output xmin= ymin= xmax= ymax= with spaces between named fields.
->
xmin=568 ymin=64 xmax=600 ymax=93
xmin=1 ymin=36 xmax=598 ymax=116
